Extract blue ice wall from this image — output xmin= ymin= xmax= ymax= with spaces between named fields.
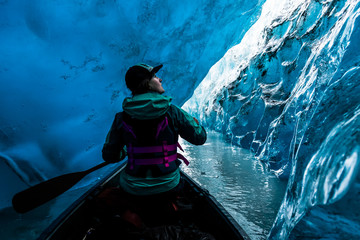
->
xmin=184 ymin=0 xmax=360 ymax=239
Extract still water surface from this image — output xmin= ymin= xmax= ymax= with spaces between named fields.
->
xmin=180 ymin=131 xmax=287 ymax=240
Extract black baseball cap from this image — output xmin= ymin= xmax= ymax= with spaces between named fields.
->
xmin=125 ymin=63 xmax=163 ymax=92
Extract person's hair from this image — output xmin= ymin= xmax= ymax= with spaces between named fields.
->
xmin=132 ymin=77 xmax=152 ymax=95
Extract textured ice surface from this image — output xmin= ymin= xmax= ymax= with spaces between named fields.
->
xmin=184 ymin=0 xmax=360 ymax=239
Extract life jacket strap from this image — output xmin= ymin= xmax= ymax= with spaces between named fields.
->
xmin=176 ymin=152 xmax=189 ymax=166
xmin=122 ymin=121 xmax=137 ymax=139
xmin=129 ymin=153 xmax=178 ymax=166
xmin=177 ymin=142 xmax=184 ymax=151
xmin=127 ymin=142 xmax=189 ymax=168
xmin=155 ymin=117 xmax=168 ymax=139
xmin=130 ymin=144 xmax=177 ymax=154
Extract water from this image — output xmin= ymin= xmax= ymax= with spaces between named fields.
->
xmin=180 ymin=131 xmax=287 ymax=240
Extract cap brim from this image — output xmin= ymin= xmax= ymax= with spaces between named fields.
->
xmin=151 ymin=64 xmax=163 ymax=74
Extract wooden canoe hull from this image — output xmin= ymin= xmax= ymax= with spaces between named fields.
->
xmin=38 ymin=163 xmax=250 ymax=240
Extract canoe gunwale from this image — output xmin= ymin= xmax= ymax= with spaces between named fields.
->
xmin=37 ymin=162 xmax=126 ymax=240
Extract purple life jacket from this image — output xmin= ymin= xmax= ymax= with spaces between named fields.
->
xmin=122 ymin=116 xmax=189 ymax=177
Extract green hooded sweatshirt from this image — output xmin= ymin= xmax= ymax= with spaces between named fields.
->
xmin=102 ymin=92 xmax=206 ymax=195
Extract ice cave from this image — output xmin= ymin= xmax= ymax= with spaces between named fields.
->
xmin=0 ymin=0 xmax=359 ymax=239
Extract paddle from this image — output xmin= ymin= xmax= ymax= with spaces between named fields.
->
xmin=12 ymin=162 xmax=109 ymax=214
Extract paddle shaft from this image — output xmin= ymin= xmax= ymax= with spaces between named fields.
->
xmin=12 ymin=162 xmax=109 ymax=214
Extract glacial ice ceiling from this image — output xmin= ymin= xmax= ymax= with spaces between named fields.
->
xmin=0 ymin=0 xmax=262 ymax=206
xmin=1 ymin=0 xmax=360 ymax=239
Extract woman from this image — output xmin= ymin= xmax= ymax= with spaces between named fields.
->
xmin=102 ymin=63 xmax=206 ymax=200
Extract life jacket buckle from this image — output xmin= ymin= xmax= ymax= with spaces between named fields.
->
xmin=163 ymin=141 xmax=170 ymax=167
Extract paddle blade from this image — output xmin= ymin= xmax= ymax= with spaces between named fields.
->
xmin=12 ymin=171 xmax=86 ymax=214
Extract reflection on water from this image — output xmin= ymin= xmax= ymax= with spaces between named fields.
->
xmin=180 ymin=131 xmax=287 ymax=240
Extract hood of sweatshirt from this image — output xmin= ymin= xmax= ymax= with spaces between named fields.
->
xmin=122 ymin=92 xmax=172 ymax=120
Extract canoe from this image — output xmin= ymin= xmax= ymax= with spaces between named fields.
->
xmin=38 ymin=162 xmax=250 ymax=240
